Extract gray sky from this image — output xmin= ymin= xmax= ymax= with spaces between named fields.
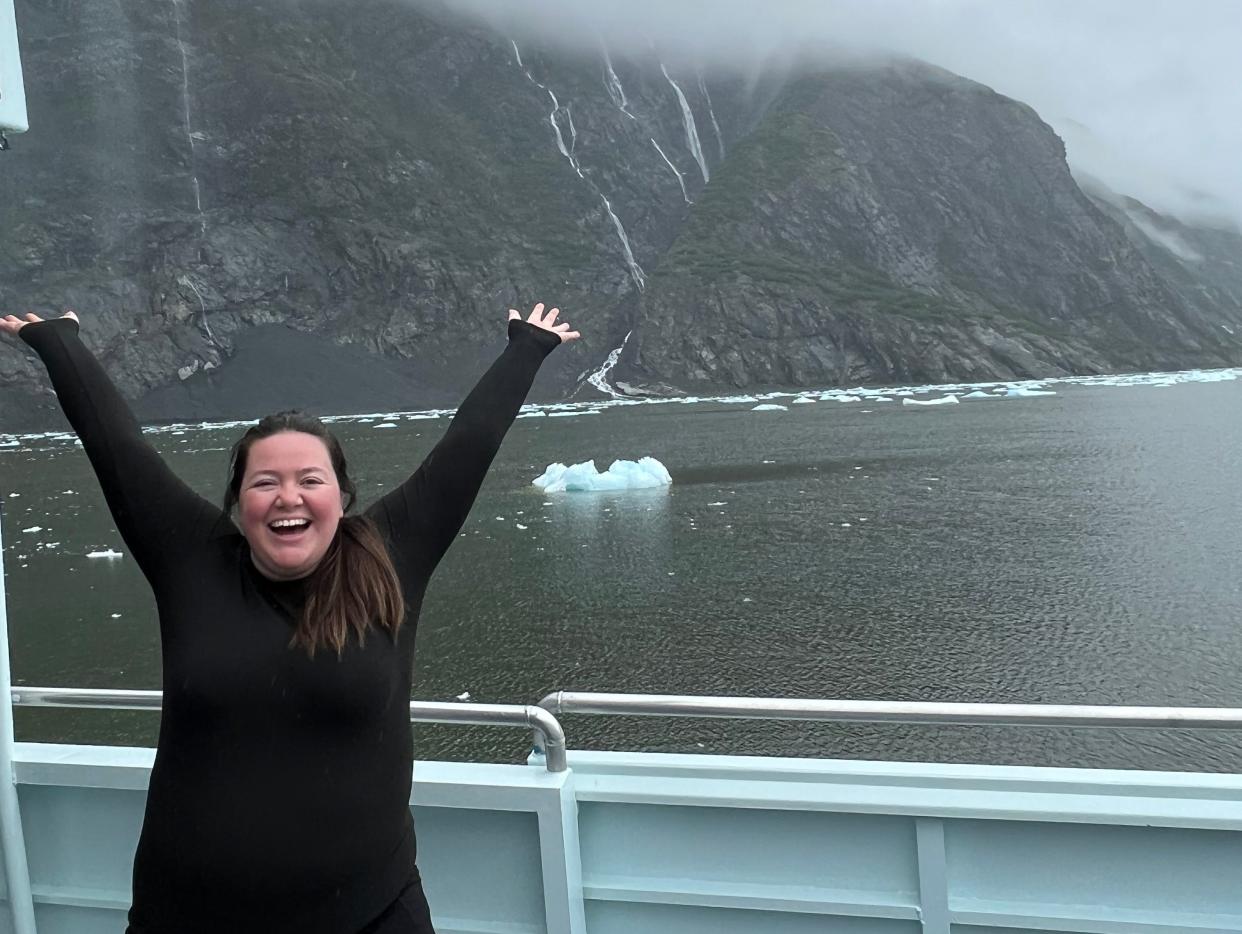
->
xmin=442 ymin=0 xmax=1242 ymax=228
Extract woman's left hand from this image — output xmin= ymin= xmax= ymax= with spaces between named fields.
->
xmin=509 ymin=303 xmax=580 ymax=343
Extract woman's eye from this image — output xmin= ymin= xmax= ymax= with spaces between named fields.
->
xmin=303 ymin=477 xmax=324 ymax=486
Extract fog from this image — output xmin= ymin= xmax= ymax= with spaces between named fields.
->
xmin=434 ymin=0 xmax=1242 ymax=229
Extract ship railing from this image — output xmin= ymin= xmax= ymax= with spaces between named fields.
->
xmin=536 ymin=691 xmax=1242 ymax=731
xmin=15 ymin=687 xmax=1242 ymax=780
xmin=9 ymin=686 xmax=569 ymax=773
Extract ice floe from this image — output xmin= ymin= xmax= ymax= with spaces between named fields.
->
xmin=903 ymin=394 xmax=959 ymax=406
xmin=752 ymin=403 xmax=788 ymax=411
xmin=86 ymin=549 xmax=123 ymax=559
xmin=533 ymin=457 xmax=672 ymax=492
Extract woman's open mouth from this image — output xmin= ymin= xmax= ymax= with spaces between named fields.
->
xmin=268 ymin=518 xmax=311 ymax=538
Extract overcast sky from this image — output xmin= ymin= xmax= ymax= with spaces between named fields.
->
xmin=440 ymin=0 xmax=1241 ymax=228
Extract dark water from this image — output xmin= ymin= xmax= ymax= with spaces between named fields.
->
xmin=4 ymin=377 xmax=1242 ymax=772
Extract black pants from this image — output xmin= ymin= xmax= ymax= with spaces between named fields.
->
xmin=125 ymin=879 xmax=436 ymax=934
xmin=357 ymin=879 xmax=436 ymax=934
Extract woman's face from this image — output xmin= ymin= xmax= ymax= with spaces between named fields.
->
xmin=238 ymin=431 xmax=344 ymax=580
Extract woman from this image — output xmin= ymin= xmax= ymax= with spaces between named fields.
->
xmin=1 ymin=303 xmax=579 ymax=934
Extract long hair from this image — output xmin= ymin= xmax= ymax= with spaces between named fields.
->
xmin=222 ymin=411 xmax=405 ymax=657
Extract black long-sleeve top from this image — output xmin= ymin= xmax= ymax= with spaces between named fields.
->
xmin=20 ymin=317 xmax=560 ymax=934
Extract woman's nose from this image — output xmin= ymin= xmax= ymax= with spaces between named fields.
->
xmin=275 ymin=485 xmax=302 ymax=506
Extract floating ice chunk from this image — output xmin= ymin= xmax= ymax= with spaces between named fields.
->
xmin=374 ymin=422 xmax=398 ymax=429
xmin=752 ymin=403 xmax=788 ymax=412
xmin=792 ymin=396 xmax=817 ymax=404
xmin=87 ymin=549 xmax=124 ymax=559
xmin=110 ymin=613 xmax=122 ymax=619
xmin=963 ymin=390 xmax=993 ymax=399
xmin=1004 ymin=386 xmax=1057 ymax=397
xmin=547 ymin=410 xmax=601 ymax=418
xmin=903 ymin=394 xmax=959 ymax=406
xmin=533 ymin=457 xmax=672 ymax=492
xmin=871 ymin=396 xmax=894 ymax=403
xmin=456 ymin=691 xmax=471 ymax=701
xmin=516 ymin=411 xmax=547 ymax=418
xmin=516 ymin=523 xmax=528 ymax=530
xmin=21 ymin=526 xmax=42 ymax=533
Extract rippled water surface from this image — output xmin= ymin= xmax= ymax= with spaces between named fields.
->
xmin=4 ymin=375 xmax=1242 ymax=771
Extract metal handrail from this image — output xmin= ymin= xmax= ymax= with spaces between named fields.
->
xmin=11 ymin=687 xmax=567 ymax=773
xmin=537 ymin=691 xmax=1242 ymax=731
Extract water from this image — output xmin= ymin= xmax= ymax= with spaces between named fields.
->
xmin=4 ymin=377 xmax=1242 ymax=772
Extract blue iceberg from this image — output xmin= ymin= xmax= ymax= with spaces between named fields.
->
xmin=533 ymin=457 xmax=672 ymax=493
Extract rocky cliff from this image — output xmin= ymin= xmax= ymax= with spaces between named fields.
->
xmin=2 ymin=0 xmax=1239 ymax=429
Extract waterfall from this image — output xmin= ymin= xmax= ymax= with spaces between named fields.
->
xmin=600 ymin=196 xmax=646 ymax=291
xmin=651 ymin=139 xmax=691 ymax=204
xmin=661 ymin=64 xmax=709 ymax=184
xmin=565 ymin=104 xmax=578 ymax=154
xmin=169 ymin=0 xmax=204 ymax=234
xmin=586 ymin=330 xmax=634 ymax=397
xmin=509 ymin=40 xmax=646 ymax=293
xmin=697 ymin=72 xmax=726 ymax=160
xmin=177 ymin=274 xmax=221 ymax=351
xmin=546 ymin=90 xmax=584 ymax=179
xmin=602 ymin=47 xmax=636 ymax=120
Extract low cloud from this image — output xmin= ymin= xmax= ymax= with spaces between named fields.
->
xmin=433 ymin=0 xmax=1242 ymax=228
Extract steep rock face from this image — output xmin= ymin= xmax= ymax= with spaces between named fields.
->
xmin=1 ymin=0 xmax=1239 ymax=429
xmin=620 ymin=65 xmax=1241 ymax=390
xmin=2 ymin=0 xmax=737 ymax=426
xmin=1083 ymin=181 xmax=1242 ymax=338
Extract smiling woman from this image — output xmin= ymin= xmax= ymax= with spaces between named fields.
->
xmin=0 ymin=304 xmax=579 ymax=934
xmin=223 ymin=411 xmax=406 ymax=657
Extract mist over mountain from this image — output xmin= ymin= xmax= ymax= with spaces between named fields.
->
xmin=1 ymin=0 xmax=1239 ymax=430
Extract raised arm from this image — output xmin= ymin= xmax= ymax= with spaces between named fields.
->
xmin=6 ymin=312 xmax=223 ymax=583
xmin=367 ymin=304 xmax=577 ymax=581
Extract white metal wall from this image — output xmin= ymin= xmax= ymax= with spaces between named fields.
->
xmin=7 ymin=744 xmax=1242 ymax=934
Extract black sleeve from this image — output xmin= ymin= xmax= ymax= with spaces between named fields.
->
xmin=19 ymin=318 xmax=223 ymax=584
xmin=366 ymin=319 xmax=560 ymax=581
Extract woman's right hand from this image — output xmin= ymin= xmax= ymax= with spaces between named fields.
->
xmin=1 ymin=310 xmax=79 ymax=336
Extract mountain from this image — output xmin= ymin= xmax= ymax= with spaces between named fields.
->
xmin=1 ymin=0 xmax=1239 ymax=429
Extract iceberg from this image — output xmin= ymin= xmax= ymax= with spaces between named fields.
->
xmin=87 ymin=549 xmax=123 ymax=559
xmin=963 ymin=390 xmax=994 ymax=399
xmin=752 ymin=403 xmax=788 ymax=411
xmin=903 ymin=394 xmax=959 ymax=406
xmin=1005 ymin=386 xmax=1057 ymax=397
xmin=533 ymin=457 xmax=672 ymax=492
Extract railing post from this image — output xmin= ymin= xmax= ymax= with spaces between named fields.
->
xmin=0 ymin=509 xmax=38 ymax=933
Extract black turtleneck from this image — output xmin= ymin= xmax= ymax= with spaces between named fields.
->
xmin=20 ymin=317 xmax=560 ymax=934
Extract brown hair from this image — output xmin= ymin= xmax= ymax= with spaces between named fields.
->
xmin=223 ymin=411 xmax=405 ymax=657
